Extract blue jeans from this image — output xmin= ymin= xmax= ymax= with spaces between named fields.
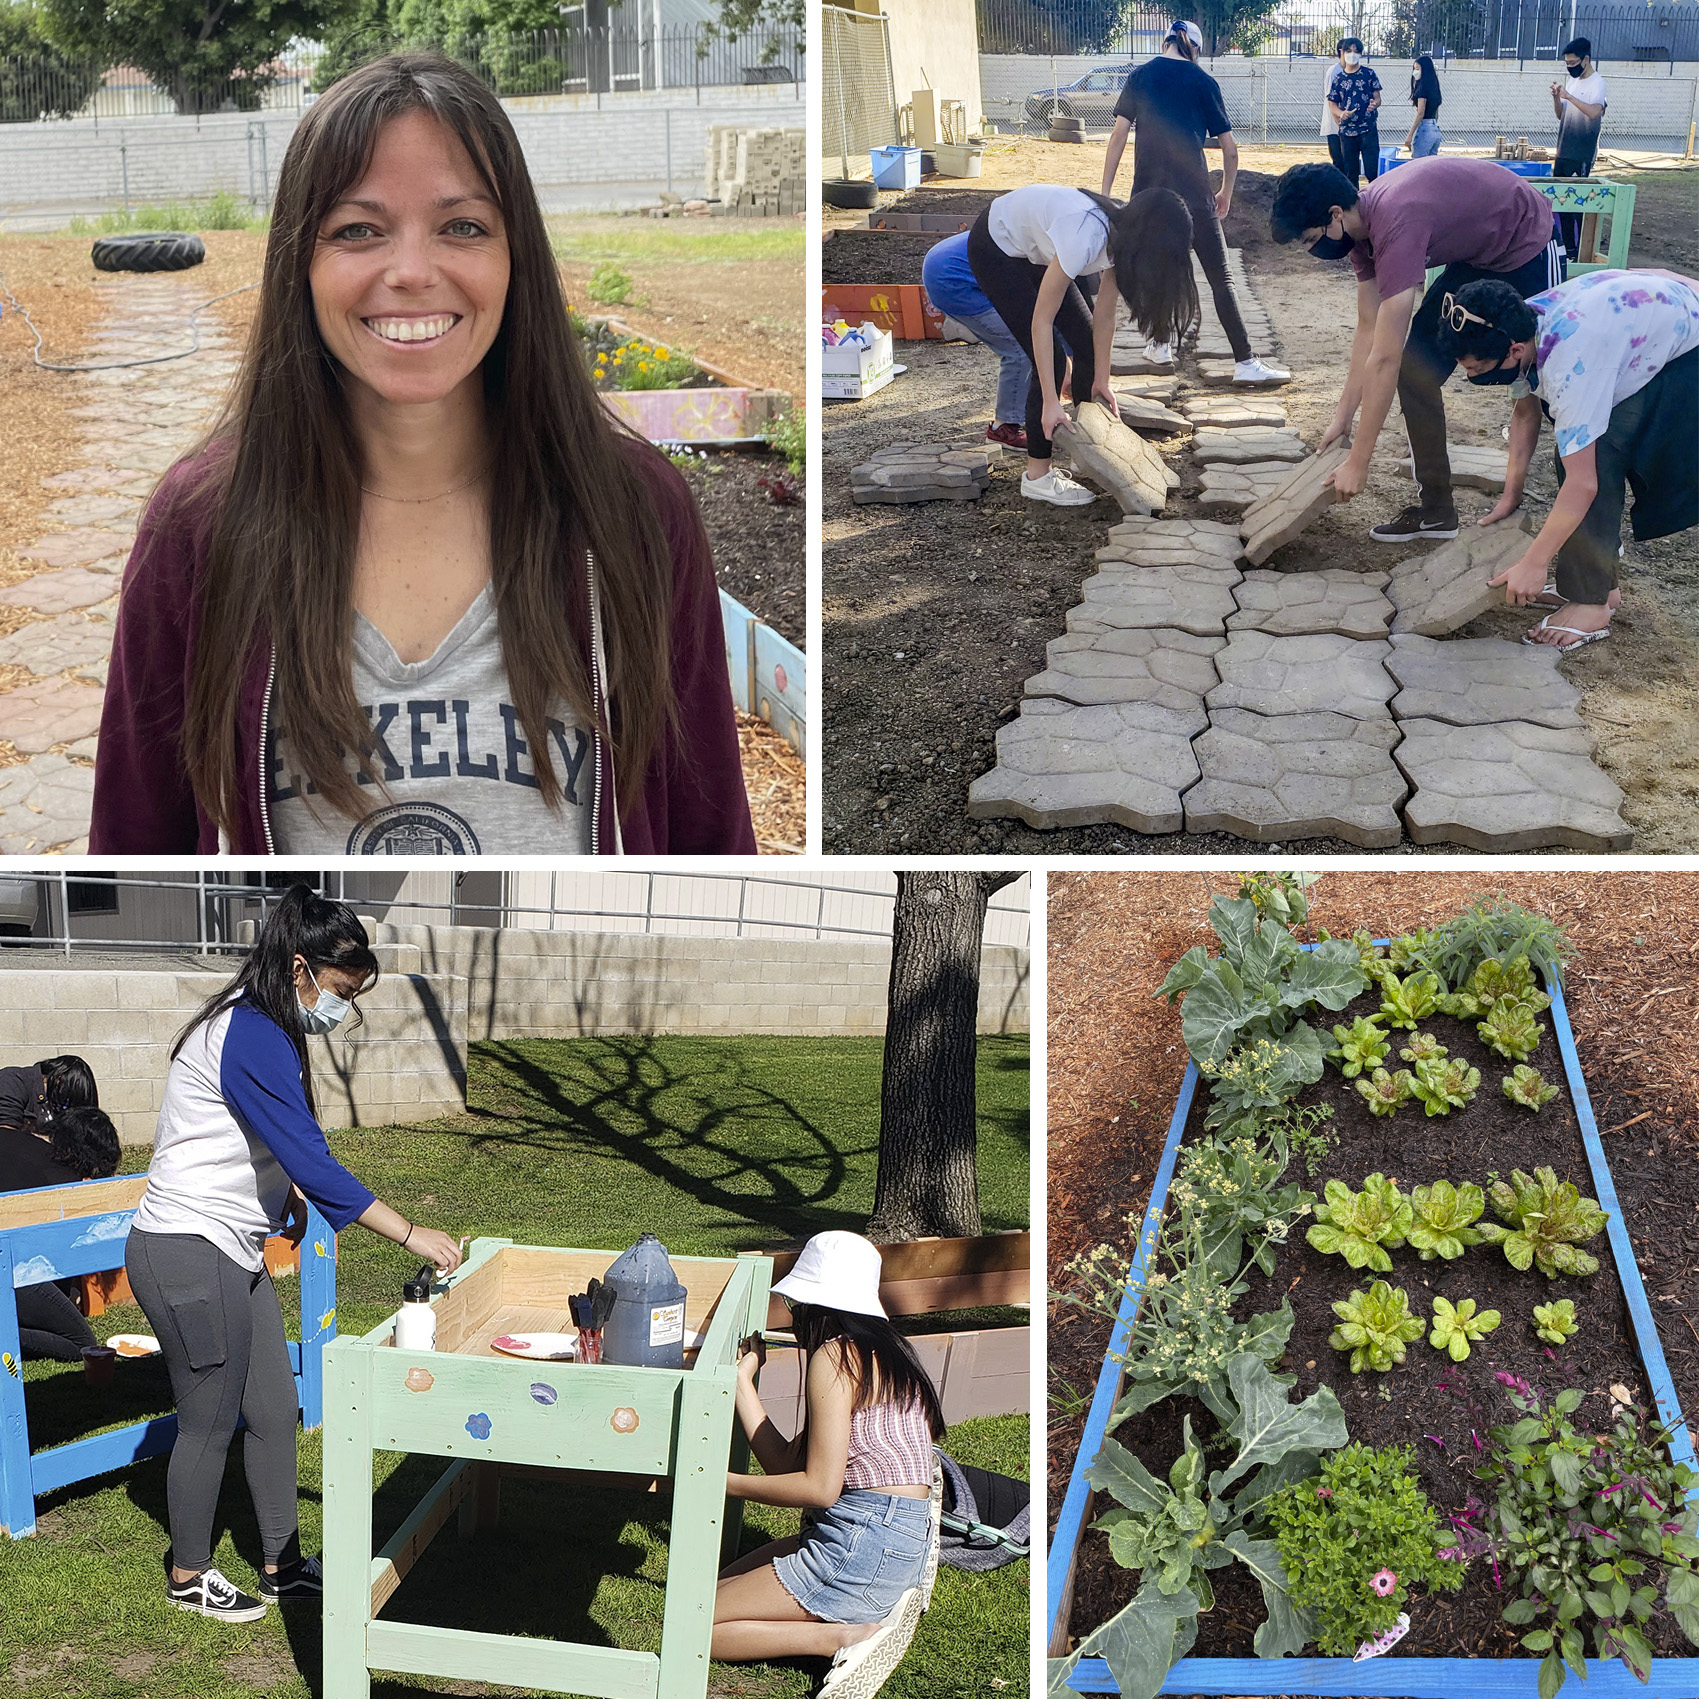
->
xmin=942 ymin=303 xmax=1034 ymax=426
xmin=1410 ymin=119 xmax=1441 ymax=156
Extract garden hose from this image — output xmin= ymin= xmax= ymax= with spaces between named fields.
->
xmin=0 ymin=274 xmax=258 ymax=372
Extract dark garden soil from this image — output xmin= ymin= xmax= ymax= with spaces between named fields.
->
xmin=1048 ymin=871 xmax=1699 ymax=1667
xmin=823 ymin=228 xmax=949 ymax=286
xmin=681 ymin=452 xmax=804 ymax=649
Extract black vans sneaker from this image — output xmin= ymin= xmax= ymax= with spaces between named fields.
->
xmin=256 ymin=1554 xmax=323 ymax=1601
xmin=167 ymin=1566 xmax=269 ymax=1622
xmin=1369 ymin=504 xmax=1460 ymax=542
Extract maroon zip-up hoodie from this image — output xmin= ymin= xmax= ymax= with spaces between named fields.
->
xmin=90 ymin=437 xmax=757 ymax=855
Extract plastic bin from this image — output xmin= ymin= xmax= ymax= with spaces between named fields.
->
xmin=869 ymin=146 xmax=921 ymax=191
xmin=932 ymin=142 xmax=984 ymax=178
xmin=1498 ymin=159 xmax=1554 ymax=177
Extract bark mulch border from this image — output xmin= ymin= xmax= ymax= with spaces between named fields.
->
xmin=1046 ymin=949 xmax=1699 ymax=1698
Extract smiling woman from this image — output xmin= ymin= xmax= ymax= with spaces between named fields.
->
xmin=88 ymin=52 xmax=756 ymax=856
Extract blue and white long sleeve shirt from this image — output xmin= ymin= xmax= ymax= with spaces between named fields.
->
xmin=133 ymin=999 xmax=375 ymax=1271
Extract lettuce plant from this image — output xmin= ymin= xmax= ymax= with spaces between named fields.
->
xmin=1377 ymin=969 xmax=1442 ymax=1030
xmin=1350 ymin=928 xmax=1386 ymax=972
xmin=1307 ymin=1175 xmax=1412 ymax=1272
xmin=1436 ymin=988 xmax=1484 ymax=1020
xmin=1387 ymin=928 xmax=1443 ymax=971
xmin=1053 ymin=1356 xmax=1349 ymax=1699
xmin=1469 ymin=954 xmax=1538 ymax=1008
xmin=1356 ymin=1066 xmax=1415 ymax=1118
xmin=1266 ymin=1442 xmax=1464 ymax=1656
xmin=1399 ymin=1030 xmax=1448 ymax=1066
xmin=1504 ymin=1065 xmax=1561 ymax=1111
xmin=1479 ymin=998 xmax=1547 ymax=1063
xmin=1533 ymin=1298 xmax=1579 ymax=1345
xmin=1410 ymin=1055 xmax=1481 ymax=1117
xmin=1329 ymin=1280 xmax=1425 ymax=1373
xmin=1476 ymin=1166 xmax=1608 ymax=1278
xmin=1429 ymin=1296 xmax=1501 ymax=1361
xmin=1328 ymin=1015 xmax=1390 ymax=1078
xmin=1408 ymin=1180 xmax=1486 ymax=1260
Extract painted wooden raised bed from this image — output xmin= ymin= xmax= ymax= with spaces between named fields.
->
xmin=1046 ymin=953 xmax=1699 ymax=1696
xmin=321 ymin=1239 xmax=771 ymax=1699
xmin=721 ymin=588 xmax=805 ymax=752
xmin=0 ymin=1174 xmax=335 ymax=1538
xmin=821 ymin=283 xmax=946 ymax=341
xmin=591 ymin=313 xmax=788 ymax=445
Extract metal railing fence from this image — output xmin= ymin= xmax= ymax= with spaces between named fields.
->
xmin=0 ymin=24 xmax=805 ymax=126
xmin=0 ymin=873 xmax=1031 ymax=956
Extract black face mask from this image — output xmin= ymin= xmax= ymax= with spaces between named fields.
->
xmin=1564 ymin=61 xmax=1582 ymax=75
xmin=1467 ymin=361 xmax=1522 ymax=386
xmin=1309 ymin=231 xmax=1356 ymax=260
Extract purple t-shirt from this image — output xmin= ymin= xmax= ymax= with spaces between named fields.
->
xmin=1348 ymin=157 xmax=1552 ymax=298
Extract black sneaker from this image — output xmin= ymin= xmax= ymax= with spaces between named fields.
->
xmin=167 ymin=1565 xmax=269 ymax=1621
xmin=256 ymin=1554 xmax=323 ymax=1601
xmin=1369 ymin=505 xmax=1460 ymax=543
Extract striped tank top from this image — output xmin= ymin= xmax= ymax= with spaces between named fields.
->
xmin=843 ymin=1396 xmax=936 ymax=1490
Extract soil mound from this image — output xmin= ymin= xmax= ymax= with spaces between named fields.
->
xmin=1216 ymin=167 xmax=1316 ymax=275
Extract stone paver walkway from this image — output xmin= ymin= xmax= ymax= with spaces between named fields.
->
xmin=0 ymin=273 xmax=236 ymax=849
xmin=850 ymin=441 xmax=993 ymax=504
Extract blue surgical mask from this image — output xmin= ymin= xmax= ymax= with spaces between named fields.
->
xmin=299 ymin=966 xmax=352 ymax=1034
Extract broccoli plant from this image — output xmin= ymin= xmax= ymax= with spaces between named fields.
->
xmin=1356 ymin=1066 xmax=1415 ymax=1119
xmin=1328 ymin=1015 xmax=1391 ymax=1078
xmin=1399 ymin=1030 xmax=1448 ymax=1066
xmin=1504 ymin=1065 xmax=1561 ymax=1111
xmin=1476 ymin=1167 xmax=1609 ymax=1278
xmin=1052 ymin=1355 xmax=1349 ymax=1699
xmin=1307 ymin=1175 xmax=1413 ymax=1273
xmin=1479 ymin=998 xmax=1547 ymax=1063
xmin=1429 ymin=1296 xmax=1501 ymax=1361
xmin=1410 ymin=1056 xmax=1481 ymax=1117
xmin=1408 ymin=1180 xmax=1486 ymax=1261
xmin=1329 ymin=1280 xmax=1425 ymax=1373
xmin=1235 ymin=870 xmax=1320 ymax=930
xmin=1533 ymin=1298 xmax=1580 ymax=1345
xmin=1378 ymin=969 xmax=1442 ymax=1030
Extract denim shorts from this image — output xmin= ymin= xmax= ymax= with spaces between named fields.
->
xmin=772 ymin=1489 xmax=931 ymax=1623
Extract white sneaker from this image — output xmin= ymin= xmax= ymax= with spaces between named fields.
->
xmin=1143 ymin=339 xmax=1173 ymax=364
xmin=1233 ymin=357 xmax=1290 ymax=383
xmin=1021 ymin=468 xmax=1096 ymax=507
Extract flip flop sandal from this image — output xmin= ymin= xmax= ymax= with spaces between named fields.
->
xmin=1521 ymin=616 xmax=1610 ymax=652
xmin=1529 ymin=583 xmax=1568 ymax=609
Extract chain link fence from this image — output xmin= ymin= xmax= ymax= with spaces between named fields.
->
xmin=822 ymin=3 xmax=900 ymax=172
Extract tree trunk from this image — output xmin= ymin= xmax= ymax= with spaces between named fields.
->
xmin=866 ymin=870 xmax=1020 ymax=1245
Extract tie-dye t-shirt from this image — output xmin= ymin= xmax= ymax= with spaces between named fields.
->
xmin=1526 ymin=268 xmax=1699 ymax=458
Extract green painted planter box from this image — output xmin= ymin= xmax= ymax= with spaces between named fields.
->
xmin=322 ymin=1239 xmax=772 ymax=1699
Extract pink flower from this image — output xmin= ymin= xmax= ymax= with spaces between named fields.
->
xmin=1316 ymin=1486 xmax=1333 ymax=1498
xmin=1371 ymin=1568 xmax=1398 ymax=1597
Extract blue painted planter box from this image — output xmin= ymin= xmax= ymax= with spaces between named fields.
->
xmin=1047 ymin=956 xmax=1699 ymax=1696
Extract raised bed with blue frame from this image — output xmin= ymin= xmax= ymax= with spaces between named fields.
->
xmin=0 ymin=1172 xmax=336 ymax=1539
xmin=1048 ymin=912 xmax=1699 ymax=1698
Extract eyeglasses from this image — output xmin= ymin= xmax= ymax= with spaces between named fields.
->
xmin=1439 ymin=292 xmax=1493 ymax=334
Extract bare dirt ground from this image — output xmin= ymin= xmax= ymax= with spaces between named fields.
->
xmin=822 ymin=144 xmax=1699 ymax=854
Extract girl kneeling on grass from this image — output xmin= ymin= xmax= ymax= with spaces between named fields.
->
xmin=90 ymin=49 xmax=753 ymax=856
xmin=125 ymin=884 xmax=464 ymax=1622
xmin=714 ymin=1231 xmax=945 ymax=1692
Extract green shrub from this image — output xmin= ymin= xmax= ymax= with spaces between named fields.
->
xmin=588 ymin=261 xmax=634 ymax=305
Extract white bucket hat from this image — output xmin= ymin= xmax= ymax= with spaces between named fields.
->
xmin=772 ymin=1231 xmax=887 ymax=1318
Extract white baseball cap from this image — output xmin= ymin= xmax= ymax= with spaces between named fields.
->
xmin=772 ymin=1231 xmax=887 ymax=1318
xmin=1170 ymin=19 xmax=1203 ymax=48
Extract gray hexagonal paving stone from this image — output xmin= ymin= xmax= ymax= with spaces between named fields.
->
xmin=1406 ymin=442 xmax=1509 ymax=493
xmin=0 ymin=567 xmax=125 ymax=614
xmin=0 ymin=676 xmax=105 ymax=753
xmin=1071 ymin=561 xmax=1242 ymax=638
xmin=1024 ymin=626 xmax=1223 ymax=710
xmin=1386 ymin=633 xmax=1584 ymax=729
xmin=1228 ymin=568 xmax=1394 ymax=638
xmin=1109 ymin=390 xmax=1189 ymax=433
xmin=1386 ymin=521 xmax=1537 ymax=635
xmin=1193 ymin=426 xmax=1307 ymax=465
xmin=1198 ymin=357 xmax=1291 ymax=387
xmin=0 ymin=612 xmax=114 ymax=677
xmin=1185 ymin=708 xmax=1407 ymax=847
xmin=0 ymin=756 xmax=95 ymax=852
xmin=1395 ymin=718 xmax=1632 ymax=850
xmin=1197 ymin=461 xmax=1297 ymax=512
xmin=966 ymin=697 xmax=1204 ymax=833
xmin=1238 ymin=445 xmax=1352 ymax=566
xmin=1097 ymin=516 xmax=1244 ymax=568
xmin=850 ymin=442 xmax=992 ymax=504
xmin=1208 ymin=630 xmax=1395 ymax=720
xmin=1180 ymin=395 xmax=1288 ymax=429
xmin=1116 ymin=377 xmax=1181 ymax=402
xmin=14 ymin=528 xmax=133 ymax=570
xmin=1063 ymin=402 xmax=1169 ymax=514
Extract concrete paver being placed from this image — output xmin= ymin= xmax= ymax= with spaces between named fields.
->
xmin=850 ymin=442 xmax=993 ymax=504
xmin=1184 ymin=707 xmax=1407 ymax=847
xmin=1229 ymin=568 xmax=1394 ymax=638
xmin=1197 ymin=460 xmax=1299 ymax=511
xmin=1408 ymin=442 xmax=1509 ymax=493
xmin=1238 ymin=444 xmax=1352 ymax=565
xmin=1180 ymin=394 xmax=1287 ymax=428
xmin=1064 ymin=401 xmax=1170 ymax=514
xmin=1098 ymin=515 xmax=1244 ymax=568
xmin=1387 ymin=633 xmax=1585 ymax=730
xmin=1110 ymin=390 xmax=1190 ymax=433
xmin=1386 ymin=521 xmax=1534 ymax=635
xmin=966 ymin=697 xmax=1205 ymax=833
xmin=1024 ymin=626 xmax=1224 ymax=710
xmin=1192 ymin=426 xmax=1307 ymax=465
xmin=1072 ymin=561 xmax=1243 ymax=638
xmin=1395 ymin=717 xmax=1633 ymax=850
xmin=1208 ymin=630 xmax=1396 ymax=720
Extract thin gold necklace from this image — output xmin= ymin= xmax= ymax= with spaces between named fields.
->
xmin=360 ymin=466 xmax=489 ymax=503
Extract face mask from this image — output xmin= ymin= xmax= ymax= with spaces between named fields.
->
xmin=1467 ymin=360 xmax=1523 ymax=387
xmin=1564 ymin=61 xmax=1582 ymax=75
xmin=1342 ymin=52 xmax=1360 ymax=66
xmin=299 ymin=966 xmax=352 ymax=1034
xmin=1309 ymin=228 xmax=1356 ymax=260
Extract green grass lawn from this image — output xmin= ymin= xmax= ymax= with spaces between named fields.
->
xmin=545 ymin=218 xmax=803 ymax=271
xmin=4 ymin=1036 xmax=1030 ymax=1697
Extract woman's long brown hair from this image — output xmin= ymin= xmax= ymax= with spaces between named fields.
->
xmin=172 ymin=51 xmax=673 ymax=831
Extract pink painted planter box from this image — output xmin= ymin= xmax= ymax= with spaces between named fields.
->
xmin=598 ymin=386 xmax=760 ymax=443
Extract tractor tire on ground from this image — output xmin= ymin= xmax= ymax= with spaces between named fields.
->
xmin=90 ymin=232 xmax=207 ymax=273
xmin=823 ymin=179 xmax=880 ymax=210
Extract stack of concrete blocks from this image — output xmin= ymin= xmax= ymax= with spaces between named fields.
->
xmin=705 ymin=125 xmax=806 ymax=216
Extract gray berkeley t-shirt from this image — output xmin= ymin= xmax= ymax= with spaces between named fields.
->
xmin=269 ymin=586 xmax=593 ymax=854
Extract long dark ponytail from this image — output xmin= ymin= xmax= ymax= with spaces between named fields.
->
xmin=1078 ymin=186 xmax=1200 ymax=349
xmin=788 ymin=1301 xmax=946 ymax=1440
xmin=172 ymin=883 xmax=379 ymax=1114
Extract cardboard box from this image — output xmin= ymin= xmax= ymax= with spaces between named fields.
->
xmin=821 ymin=324 xmax=895 ymax=400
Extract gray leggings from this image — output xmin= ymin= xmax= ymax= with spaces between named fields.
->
xmin=125 ymin=1228 xmax=300 ymax=1575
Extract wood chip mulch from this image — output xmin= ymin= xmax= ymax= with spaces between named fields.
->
xmin=737 ymin=712 xmax=804 ymax=854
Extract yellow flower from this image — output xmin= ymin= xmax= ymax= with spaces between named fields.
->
xmin=655 ymin=346 xmax=669 ymax=359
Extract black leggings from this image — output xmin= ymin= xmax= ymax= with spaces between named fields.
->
xmin=1186 ymin=195 xmax=1251 ymax=363
xmin=16 ymin=1279 xmax=96 ymax=1362
xmin=967 ymin=208 xmax=1099 ymax=461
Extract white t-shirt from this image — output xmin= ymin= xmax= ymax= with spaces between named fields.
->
xmin=987 ymin=184 xmax=1113 ymax=276
xmin=1321 ymin=64 xmax=1341 ymax=137
xmin=1557 ymin=70 xmax=1607 ymax=163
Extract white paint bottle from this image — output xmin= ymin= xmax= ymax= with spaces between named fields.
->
xmin=393 ymin=1264 xmax=437 ymax=1352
